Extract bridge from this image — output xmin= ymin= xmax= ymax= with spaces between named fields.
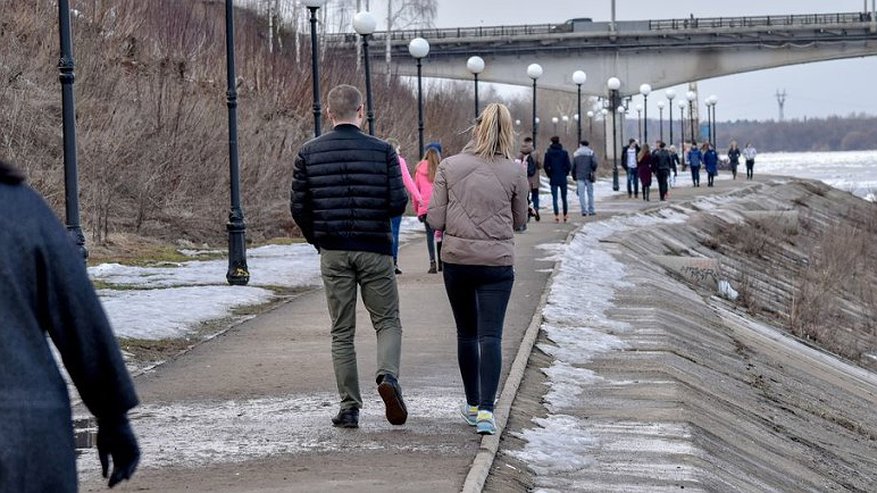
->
xmin=332 ymin=11 xmax=877 ymax=97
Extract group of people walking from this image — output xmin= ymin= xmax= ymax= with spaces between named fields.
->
xmin=621 ymin=138 xmax=680 ymax=201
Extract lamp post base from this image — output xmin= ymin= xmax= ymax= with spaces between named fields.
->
xmin=226 ymin=210 xmax=249 ymax=286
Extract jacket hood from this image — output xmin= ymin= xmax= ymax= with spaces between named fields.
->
xmin=548 ymin=142 xmax=564 ymax=151
xmin=573 ymin=146 xmax=594 ymax=157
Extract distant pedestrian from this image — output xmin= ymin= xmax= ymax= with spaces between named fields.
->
xmin=621 ymin=138 xmax=640 ymax=198
xmin=291 ymin=85 xmax=409 ymax=429
xmin=743 ymin=142 xmax=757 ymax=180
xmin=543 ymin=136 xmax=572 ymax=222
xmin=687 ymin=141 xmax=703 ymax=187
xmin=727 ymin=141 xmax=741 ymax=180
xmin=654 ymin=141 xmax=674 ymax=201
xmin=386 ymin=138 xmax=423 ymax=275
xmin=0 ymin=159 xmax=140 ymax=491
xmin=518 ymin=136 xmax=542 ymax=221
xmin=637 ymin=143 xmax=653 ymax=201
xmin=572 ymin=140 xmax=598 ymax=216
xmin=415 ymin=143 xmax=443 ymax=273
xmin=704 ymin=143 xmax=719 ymax=187
xmin=668 ymin=144 xmax=680 ymax=189
xmin=427 ymin=103 xmax=528 ymax=436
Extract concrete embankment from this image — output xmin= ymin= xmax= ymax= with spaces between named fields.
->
xmin=488 ymin=179 xmax=877 ymax=492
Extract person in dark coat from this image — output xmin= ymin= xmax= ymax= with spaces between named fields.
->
xmin=703 ymin=143 xmax=719 ymax=187
xmin=653 ymin=141 xmax=674 ymax=201
xmin=290 ymin=85 xmax=409 ymax=429
xmin=727 ymin=141 xmax=741 ymax=180
xmin=0 ymin=159 xmax=140 ymax=491
xmin=543 ymin=136 xmax=571 ymax=222
xmin=621 ymin=138 xmax=640 ymax=198
xmin=636 ymin=144 xmax=653 ymax=201
xmin=687 ymin=142 xmax=703 ymax=187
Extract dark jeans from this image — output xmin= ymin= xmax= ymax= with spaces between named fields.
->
xmin=691 ymin=166 xmax=701 ymax=186
xmin=390 ymin=215 xmax=402 ymax=262
xmin=730 ymin=161 xmax=738 ymax=179
xmin=746 ymin=159 xmax=755 ymax=179
xmin=707 ymin=171 xmax=716 ymax=187
xmin=423 ymin=221 xmax=436 ymax=262
xmin=551 ymin=184 xmax=568 ymax=216
xmin=442 ymin=263 xmax=514 ymax=412
xmin=530 ymin=188 xmax=540 ymax=210
xmin=657 ymin=169 xmax=669 ymax=200
xmin=626 ymin=168 xmax=639 ymax=196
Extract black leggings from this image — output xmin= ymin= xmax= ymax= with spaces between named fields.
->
xmin=442 ymin=263 xmax=514 ymax=412
xmin=746 ymin=159 xmax=755 ymax=179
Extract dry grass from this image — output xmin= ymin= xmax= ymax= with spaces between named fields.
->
xmin=0 ymin=0 xmax=475 ymax=248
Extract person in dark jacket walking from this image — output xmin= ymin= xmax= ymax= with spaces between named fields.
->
xmin=518 ymin=137 xmax=542 ymax=221
xmin=727 ymin=141 xmax=741 ymax=180
xmin=543 ymin=136 xmax=571 ymax=222
xmin=572 ymin=140 xmax=598 ymax=216
xmin=704 ymin=143 xmax=719 ymax=187
xmin=621 ymin=138 xmax=640 ymax=198
xmin=687 ymin=142 xmax=703 ymax=187
xmin=637 ymin=144 xmax=653 ymax=201
xmin=653 ymin=141 xmax=674 ymax=201
xmin=0 ymin=159 xmax=140 ymax=492
xmin=290 ymin=85 xmax=409 ymax=429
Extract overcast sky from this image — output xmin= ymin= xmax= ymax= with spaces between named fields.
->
xmin=428 ymin=0 xmax=877 ymax=121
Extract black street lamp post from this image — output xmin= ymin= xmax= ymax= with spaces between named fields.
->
xmin=666 ymin=89 xmax=676 ymax=148
xmin=687 ymin=90 xmax=697 ymax=146
xmin=607 ymin=76 xmax=621 ymax=191
xmin=224 ymin=0 xmax=249 ymax=285
xmin=573 ymin=70 xmax=586 ymax=143
xmin=467 ymin=56 xmax=484 ymax=119
xmin=640 ymin=83 xmax=651 ymax=144
xmin=408 ymin=38 xmax=430 ymax=158
xmin=528 ymin=63 xmax=543 ymax=150
xmin=303 ymin=0 xmax=327 ymax=137
xmin=657 ymin=100 xmax=665 ymax=142
xmin=354 ymin=11 xmax=377 ymax=135
xmin=57 ymin=0 xmax=86 ymax=260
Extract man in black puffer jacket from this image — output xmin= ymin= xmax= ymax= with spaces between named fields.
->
xmin=290 ymin=85 xmax=409 ymax=429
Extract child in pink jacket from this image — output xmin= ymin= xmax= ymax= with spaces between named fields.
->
xmin=388 ymin=139 xmax=422 ymax=275
xmin=414 ymin=142 xmax=442 ymax=273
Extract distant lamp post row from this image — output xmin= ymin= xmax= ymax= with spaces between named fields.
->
xmin=706 ymin=94 xmax=719 ymax=147
xmin=687 ymin=90 xmax=697 ymax=145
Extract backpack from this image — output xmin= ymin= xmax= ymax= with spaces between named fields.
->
xmin=525 ymin=155 xmax=537 ymax=177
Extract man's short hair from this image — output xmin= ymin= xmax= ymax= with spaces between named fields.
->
xmin=327 ymin=85 xmax=363 ymax=121
xmin=628 ymin=138 xmax=636 ymax=144
xmin=659 ymin=141 xmax=666 ymax=148
xmin=580 ymin=140 xmax=589 ymax=147
xmin=550 ymin=136 xmax=560 ymax=144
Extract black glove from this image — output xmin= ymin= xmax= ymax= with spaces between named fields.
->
xmin=417 ymin=214 xmax=426 ymax=223
xmin=97 ymin=415 xmax=140 ymax=488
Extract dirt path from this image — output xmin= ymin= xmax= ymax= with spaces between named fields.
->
xmin=78 ymin=208 xmax=576 ymax=492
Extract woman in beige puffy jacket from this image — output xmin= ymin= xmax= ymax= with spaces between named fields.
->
xmin=426 ymin=103 xmax=528 ymax=435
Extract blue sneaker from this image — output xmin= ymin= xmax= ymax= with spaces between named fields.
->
xmin=475 ymin=410 xmax=496 ymax=435
xmin=460 ymin=403 xmax=478 ymax=426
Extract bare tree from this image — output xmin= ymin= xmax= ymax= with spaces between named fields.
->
xmin=384 ymin=0 xmax=437 ymax=77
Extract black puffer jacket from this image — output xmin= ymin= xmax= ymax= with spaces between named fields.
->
xmin=290 ymin=124 xmax=408 ymax=255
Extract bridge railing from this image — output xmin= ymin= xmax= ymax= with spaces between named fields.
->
xmin=648 ymin=11 xmax=869 ymax=30
xmin=326 ymin=11 xmax=871 ymax=44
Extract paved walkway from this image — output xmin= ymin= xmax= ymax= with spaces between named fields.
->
xmin=79 ymin=204 xmax=578 ymax=492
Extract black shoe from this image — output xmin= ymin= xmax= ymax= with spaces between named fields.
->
xmin=427 ymin=261 xmax=437 ymax=274
xmin=377 ymin=375 xmax=408 ymax=425
xmin=534 ymin=209 xmax=541 ymax=222
xmin=394 ymin=263 xmax=402 ymax=275
xmin=332 ymin=408 xmax=360 ymax=428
